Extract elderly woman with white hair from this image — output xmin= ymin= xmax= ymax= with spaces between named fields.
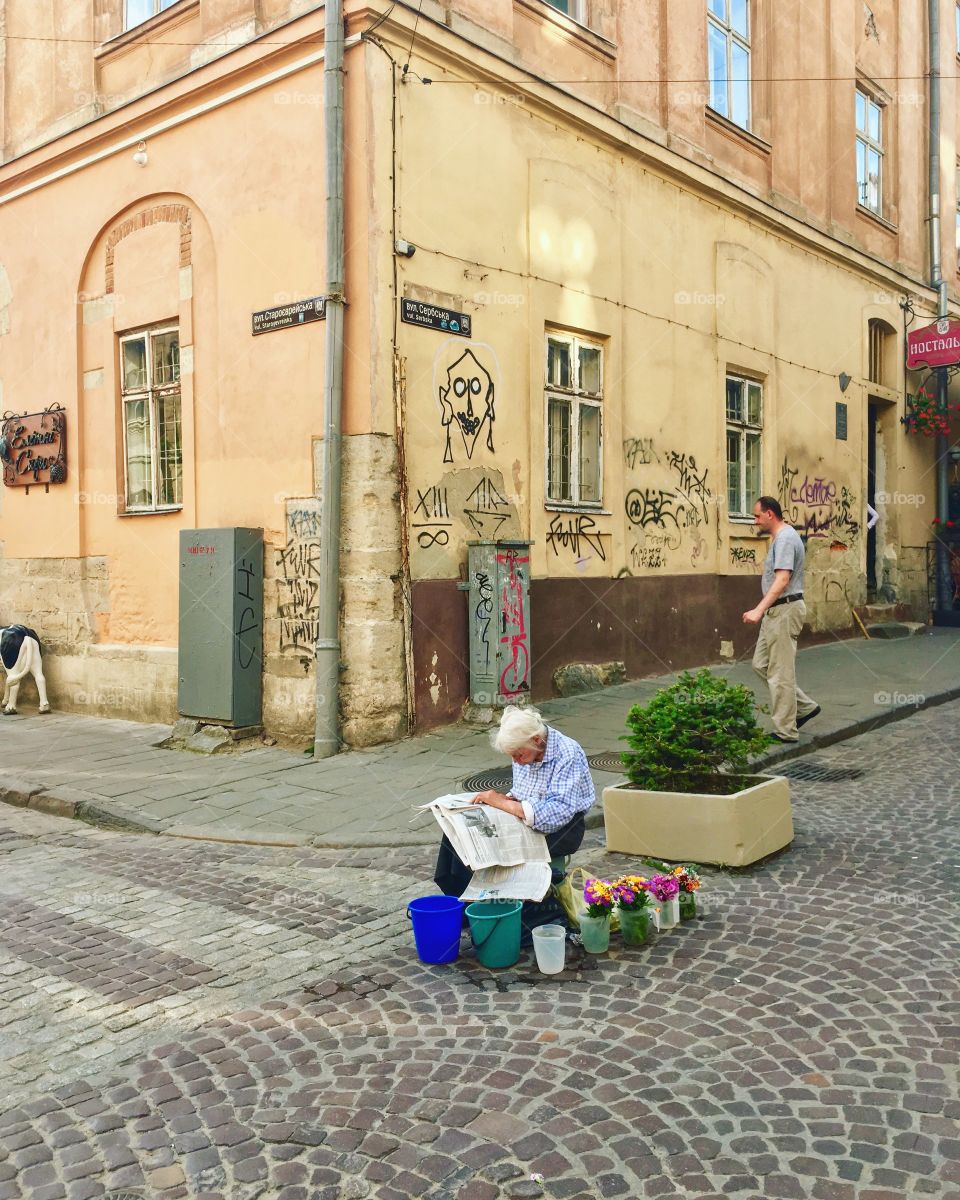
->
xmin=434 ymin=705 xmax=595 ymax=901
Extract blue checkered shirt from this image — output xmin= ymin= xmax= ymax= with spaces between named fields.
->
xmin=508 ymin=726 xmax=596 ymax=833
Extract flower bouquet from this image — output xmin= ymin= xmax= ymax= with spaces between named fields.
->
xmin=645 ymin=872 xmax=681 ymax=928
xmin=672 ymin=864 xmax=701 ymax=920
xmin=613 ymin=875 xmax=654 ymax=946
xmin=580 ymin=877 xmax=615 ymax=953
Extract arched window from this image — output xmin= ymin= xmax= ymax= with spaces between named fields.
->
xmin=868 ymin=318 xmax=896 ymax=388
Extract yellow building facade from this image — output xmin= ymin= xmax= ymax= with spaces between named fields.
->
xmin=0 ymin=0 xmax=956 ymax=743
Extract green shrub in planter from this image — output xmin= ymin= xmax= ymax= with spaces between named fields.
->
xmin=620 ymin=668 xmax=770 ymax=796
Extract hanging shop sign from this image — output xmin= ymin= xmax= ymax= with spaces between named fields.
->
xmin=401 ymin=298 xmax=472 ymax=338
xmin=906 ymin=317 xmax=960 ymax=370
xmin=0 ymin=405 xmax=67 ymax=488
xmin=252 ymin=296 xmax=326 ymax=336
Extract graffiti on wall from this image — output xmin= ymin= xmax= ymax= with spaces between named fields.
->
xmin=730 ymin=545 xmax=758 ymax=565
xmin=779 ymin=457 xmax=860 ymax=542
xmin=545 ymin=513 xmax=611 ymax=563
xmin=276 ymin=498 xmax=322 ymax=652
xmin=623 ymin=441 xmax=714 ymax=569
xmin=411 ymin=469 xmax=520 ymax=554
xmin=413 ymin=485 xmax=451 ymax=548
xmin=498 ymin=547 xmax=530 ymax=698
xmin=623 ymin=436 xmax=659 ymax=469
xmin=437 ymin=348 xmax=496 ymax=463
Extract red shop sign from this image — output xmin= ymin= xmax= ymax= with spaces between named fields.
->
xmin=906 ymin=317 xmax=960 ymax=370
xmin=0 ymin=406 xmax=67 ymax=488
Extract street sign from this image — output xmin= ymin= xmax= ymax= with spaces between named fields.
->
xmin=252 ymin=296 xmax=326 ymax=336
xmin=906 ymin=317 xmax=960 ymax=370
xmin=401 ymin=299 xmax=471 ymax=337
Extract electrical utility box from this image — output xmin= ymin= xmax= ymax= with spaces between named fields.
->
xmin=459 ymin=540 xmax=532 ymax=708
xmin=178 ymin=528 xmax=264 ymax=727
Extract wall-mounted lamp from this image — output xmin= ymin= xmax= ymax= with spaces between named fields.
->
xmin=132 ymin=141 xmax=148 ymax=167
xmin=838 ymin=372 xmax=852 ymax=393
xmin=948 ymin=445 xmax=960 ymax=464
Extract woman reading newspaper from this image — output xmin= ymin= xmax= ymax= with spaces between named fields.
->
xmin=434 ymin=705 xmax=595 ymax=938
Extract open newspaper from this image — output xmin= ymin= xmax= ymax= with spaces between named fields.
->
xmin=423 ymin=793 xmax=552 ymax=902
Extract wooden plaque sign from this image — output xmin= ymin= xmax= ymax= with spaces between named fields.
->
xmin=0 ymin=406 xmax=67 ymax=488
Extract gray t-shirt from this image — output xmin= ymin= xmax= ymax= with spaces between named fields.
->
xmin=761 ymin=526 xmax=805 ymax=597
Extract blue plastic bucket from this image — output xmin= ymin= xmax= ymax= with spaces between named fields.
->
xmin=407 ymin=895 xmax=464 ymax=964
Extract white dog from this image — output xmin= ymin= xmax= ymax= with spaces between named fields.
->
xmin=1 ymin=625 xmax=50 ymax=715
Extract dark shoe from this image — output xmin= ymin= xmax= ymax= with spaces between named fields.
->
xmin=797 ymin=705 xmax=821 ymax=728
xmin=769 ymin=733 xmax=798 ymax=744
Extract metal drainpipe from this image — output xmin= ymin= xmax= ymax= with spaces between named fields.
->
xmin=315 ymin=0 xmax=346 ymax=757
xmin=928 ymin=0 xmax=951 ymax=612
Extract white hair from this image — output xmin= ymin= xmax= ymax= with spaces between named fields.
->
xmin=491 ymin=705 xmax=547 ymax=755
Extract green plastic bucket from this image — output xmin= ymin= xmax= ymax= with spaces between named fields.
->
xmin=465 ymin=900 xmax=522 ymax=968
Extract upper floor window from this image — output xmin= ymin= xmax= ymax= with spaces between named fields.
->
xmin=856 ymin=88 xmax=883 ymax=214
xmin=956 ymin=1 xmax=960 ymax=54
xmin=120 ymin=325 xmax=183 ymax=511
xmin=545 ymin=332 xmax=603 ymax=507
xmin=543 ymin=0 xmax=587 ymax=20
xmin=956 ymin=161 xmax=960 ymax=269
xmin=707 ymin=0 xmax=751 ymax=130
xmin=725 ymin=374 xmax=762 ymax=517
xmin=124 ymin=0 xmax=179 ymax=31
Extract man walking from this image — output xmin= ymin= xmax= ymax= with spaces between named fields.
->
xmin=742 ymin=496 xmax=820 ymax=743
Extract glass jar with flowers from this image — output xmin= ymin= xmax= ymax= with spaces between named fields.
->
xmin=580 ymin=878 xmax=615 ymax=953
xmin=613 ymin=875 xmax=654 ymax=946
xmin=646 ymin=873 xmax=681 ymax=928
xmin=672 ymin=865 xmax=701 ymax=920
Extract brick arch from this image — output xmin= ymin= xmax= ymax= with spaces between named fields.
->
xmin=104 ymin=203 xmax=191 ymax=294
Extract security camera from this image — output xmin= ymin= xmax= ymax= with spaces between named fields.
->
xmin=394 ymin=239 xmax=416 ymax=258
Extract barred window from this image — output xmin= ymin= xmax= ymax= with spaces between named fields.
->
xmin=119 ymin=326 xmax=183 ymax=511
xmin=725 ymin=374 xmax=762 ymax=517
xmin=545 ymin=332 xmax=603 ymax=507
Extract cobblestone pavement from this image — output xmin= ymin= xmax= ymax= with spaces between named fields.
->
xmin=0 ymin=704 xmax=958 ymax=1199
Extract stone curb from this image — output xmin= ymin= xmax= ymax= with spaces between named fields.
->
xmin=3 ymin=682 xmax=960 ymax=846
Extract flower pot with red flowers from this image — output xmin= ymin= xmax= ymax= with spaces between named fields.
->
xmin=613 ymin=875 xmax=654 ymax=946
xmin=672 ymin=865 xmax=702 ymax=920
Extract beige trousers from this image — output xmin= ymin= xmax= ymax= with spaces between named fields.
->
xmin=752 ymin=600 xmax=818 ymax=740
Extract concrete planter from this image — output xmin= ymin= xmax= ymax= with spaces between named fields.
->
xmin=602 ymin=774 xmax=792 ymax=867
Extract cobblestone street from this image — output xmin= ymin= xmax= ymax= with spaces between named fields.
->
xmin=0 ymin=704 xmax=958 ymax=1200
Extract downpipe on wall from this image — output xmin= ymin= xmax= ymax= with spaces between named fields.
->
xmin=928 ymin=0 xmax=952 ymax=612
xmin=315 ymin=0 xmax=347 ymax=758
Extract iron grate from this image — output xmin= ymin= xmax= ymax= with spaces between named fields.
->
xmin=770 ymin=759 xmax=866 ymax=783
xmin=586 ymin=752 xmax=627 ymax=772
xmin=460 ymin=767 xmax=513 ymax=792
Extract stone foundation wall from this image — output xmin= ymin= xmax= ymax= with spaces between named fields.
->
xmin=0 ymin=556 xmax=179 ymax=721
xmin=1 ymin=433 xmax=409 ymax=746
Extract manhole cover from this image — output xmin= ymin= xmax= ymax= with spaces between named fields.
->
xmin=460 ymin=768 xmax=513 ymax=792
xmin=104 ymin=1192 xmax=145 ymax=1200
xmin=771 ymin=759 xmax=866 ymax=783
xmin=586 ymin=752 xmax=626 ymax=772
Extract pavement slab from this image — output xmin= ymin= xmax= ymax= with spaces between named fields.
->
xmin=1 ymin=630 xmax=960 ymax=848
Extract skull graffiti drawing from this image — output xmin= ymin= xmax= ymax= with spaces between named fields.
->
xmin=438 ymin=349 xmax=496 ymax=463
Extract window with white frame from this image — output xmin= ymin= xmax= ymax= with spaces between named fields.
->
xmin=543 ymin=0 xmax=587 ymax=21
xmin=545 ymin=332 xmax=603 ymax=507
xmin=956 ymin=161 xmax=960 ymax=269
xmin=707 ymin=0 xmax=751 ymax=130
xmin=119 ymin=326 xmax=183 ymax=511
xmin=856 ymin=88 xmax=883 ymax=214
xmin=725 ymin=375 xmax=762 ymax=517
xmin=124 ymin=0 xmax=179 ymax=31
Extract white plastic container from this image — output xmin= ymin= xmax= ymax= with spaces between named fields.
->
xmin=532 ymin=924 xmax=566 ymax=973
